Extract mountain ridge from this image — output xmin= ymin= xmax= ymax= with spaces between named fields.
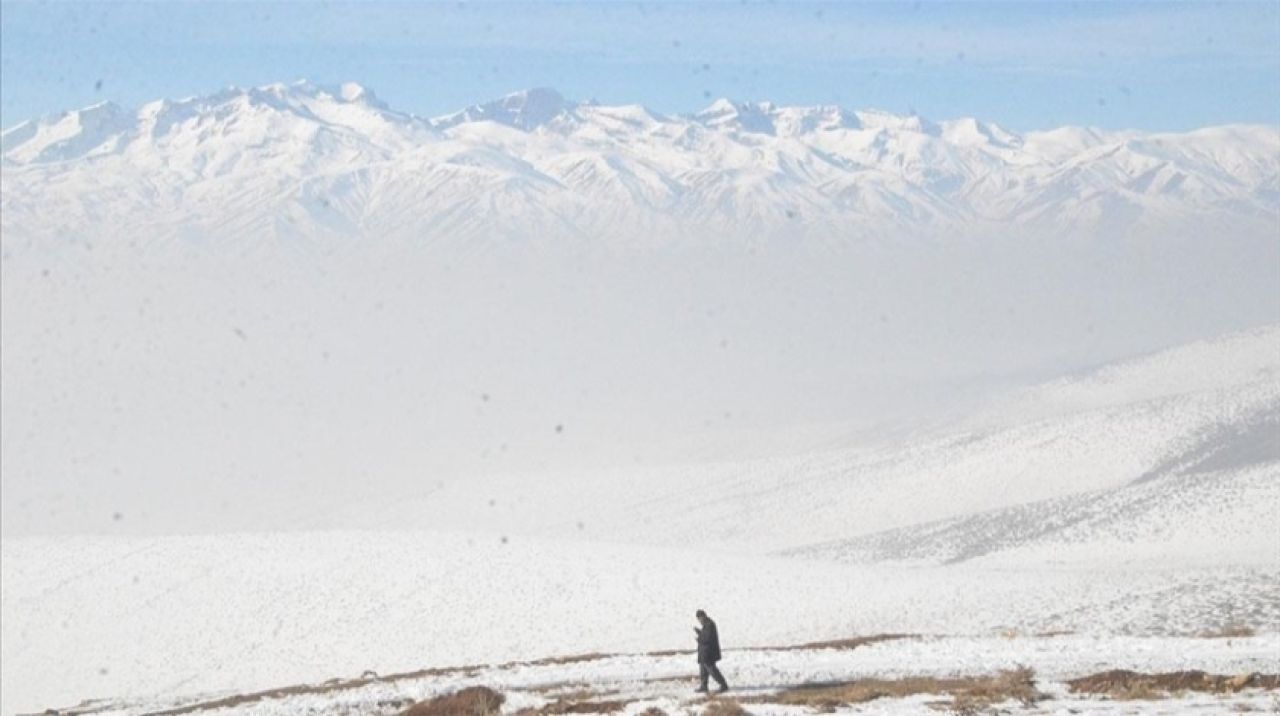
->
xmin=3 ymin=80 xmax=1278 ymax=244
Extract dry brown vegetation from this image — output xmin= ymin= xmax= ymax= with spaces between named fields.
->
xmin=522 ymin=698 xmax=630 ymax=714
xmin=701 ymin=699 xmax=750 ymax=716
xmin=759 ymin=667 xmax=1042 ymax=712
xmin=402 ymin=686 xmax=504 ymax=716
xmin=522 ymin=653 xmax=617 ymax=667
xmin=507 ymin=686 xmax=630 ymax=715
xmin=1067 ymin=670 xmax=1280 ymax=700
xmin=780 ymin=634 xmax=914 ymax=651
xmin=522 ymin=685 xmax=612 ymax=699
xmin=1198 ymin=624 xmax=1258 ymax=639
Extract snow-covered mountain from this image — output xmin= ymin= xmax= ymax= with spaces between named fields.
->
xmin=2 ymin=80 xmax=1277 ymax=244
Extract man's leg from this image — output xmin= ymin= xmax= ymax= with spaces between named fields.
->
xmin=708 ymin=662 xmax=729 ymax=690
xmin=697 ymin=662 xmax=710 ymax=692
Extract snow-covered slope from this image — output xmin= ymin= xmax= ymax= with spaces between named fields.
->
xmin=324 ymin=325 xmax=1280 ymax=564
xmin=2 ymin=81 xmax=1277 ymax=244
xmin=2 ymin=328 xmax=1277 ymax=714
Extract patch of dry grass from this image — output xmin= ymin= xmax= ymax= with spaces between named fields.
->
xmin=511 ymin=694 xmax=631 ymax=715
xmin=1198 ymin=624 xmax=1258 ymax=639
xmin=1067 ymin=670 xmax=1280 ymax=700
xmin=402 ymin=686 xmax=504 ymax=716
xmin=522 ymin=683 xmax=598 ymax=696
xmin=525 ymin=653 xmax=617 ymax=667
xmin=642 ymin=648 xmax=688 ymax=657
xmin=782 ymin=634 xmax=913 ymax=651
xmin=701 ymin=699 xmax=750 ymax=716
xmin=533 ymin=699 xmax=630 ymax=714
xmin=948 ymin=668 xmax=1042 ymax=714
xmin=760 ymin=667 xmax=1042 ymax=712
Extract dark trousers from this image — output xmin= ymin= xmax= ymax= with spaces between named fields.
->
xmin=699 ymin=660 xmax=728 ymax=690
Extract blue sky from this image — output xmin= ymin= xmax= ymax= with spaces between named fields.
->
xmin=1 ymin=1 xmax=1277 ymax=131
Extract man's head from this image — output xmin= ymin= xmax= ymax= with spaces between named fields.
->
xmin=695 ymin=609 xmax=708 ymax=622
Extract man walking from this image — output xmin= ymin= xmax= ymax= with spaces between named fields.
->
xmin=694 ymin=609 xmax=729 ymax=693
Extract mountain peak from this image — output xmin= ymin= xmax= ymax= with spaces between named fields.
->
xmin=2 ymin=100 xmax=133 ymax=164
xmin=505 ymin=87 xmax=566 ymax=106
xmin=694 ymin=98 xmax=779 ymax=135
xmin=434 ymin=87 xmax=576 ymax=132
xmin=243 ymin=79 xmax=386 ymax=109
xmin=853 ymin=108 xmax=942 ymax=136
xmin=337 ymin=81 xmax=372 ymax=103
xmin=693 ymin=98 xmax=868 ymax=136
xmin=699 ymin=97 xmax=738 ymax=115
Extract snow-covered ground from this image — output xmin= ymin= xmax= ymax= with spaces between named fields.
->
xmin=3 ymin=326 xmax=1278 ymax=714
xmin=9 ymin=628 xmax=1279 ymax=715
xmin=345 ymin=326 xmax=1280 ymax=561
xmin=5 ymin=530 xmax=1278 ymax=713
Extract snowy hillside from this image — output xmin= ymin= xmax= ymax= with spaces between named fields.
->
xmin=2 ymin=81 xmax=1277 ymax=244
xmin=324 ymin=325 xmax=1280 ymax=564
xmin=3 ymin=327 xmax=1278 ymax=714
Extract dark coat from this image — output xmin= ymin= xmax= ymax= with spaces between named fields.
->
xmin=696 ymin=618 xmax=722 ymax=663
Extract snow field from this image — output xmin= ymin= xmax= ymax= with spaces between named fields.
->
xmin=4 ymin=531 xmax=1278 ymax=714
xmin=19 ymin=632 xmax=1280 ymax=715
